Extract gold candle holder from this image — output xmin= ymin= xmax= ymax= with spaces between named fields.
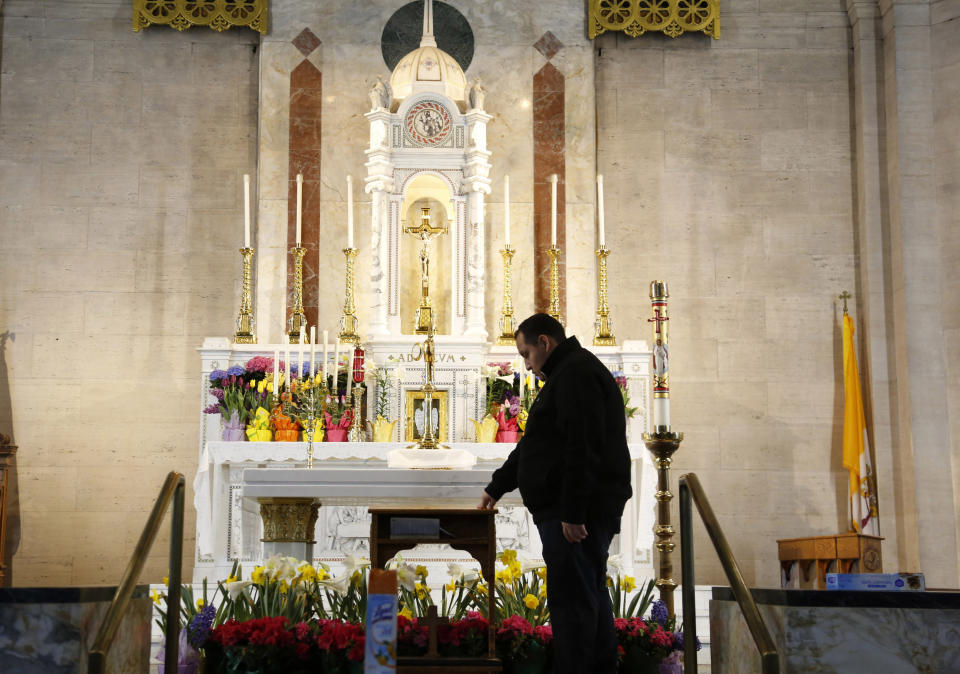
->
xmin=339 ymin=247 xmax=360 ymax=345
xmin=547 ymin=245 xmax=563 ymax=325
xmin=641 ymin=429 xmax=683 ymax=618
xmin=496 ymin=245 xmax=516 ymax=345
xmin=288 ymin=246 xmax=307 ymax=343
xmin=642 ymin=278 xmax=681 ymax=617
xmin=235 ymin=247 xmax=256 ymax=344
xmin=593 ymin=246 xmax=616 ymax=346
xmin=349 ymin=386 xmax=364 ymax=442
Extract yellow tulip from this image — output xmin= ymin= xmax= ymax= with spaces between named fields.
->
xmin=523 ymin=593 xmax=539 ymax=609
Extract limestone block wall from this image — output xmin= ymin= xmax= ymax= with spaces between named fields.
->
xmin=932 ymin=0 xmax=960 ymax=571
xmin=595 ymin=2 xmax=858 ymax=586
xmin=0 ymin=0 xmax=258 ymax=584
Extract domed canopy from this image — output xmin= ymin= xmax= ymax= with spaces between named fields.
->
xmin=389 ymin=0 xmax=466 ymax=108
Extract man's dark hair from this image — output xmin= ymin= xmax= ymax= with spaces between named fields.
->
xmin=515 ymin=313 xmax=565 ymax=344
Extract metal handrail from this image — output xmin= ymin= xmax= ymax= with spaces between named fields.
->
xmin=679 ymin=473 xmax=779 ymax=673
xmin=88 ymin=471 xmax=185 ymax=674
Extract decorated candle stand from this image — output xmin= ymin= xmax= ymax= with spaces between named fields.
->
xmin=642 ymin=280 xmax=684 ymax=618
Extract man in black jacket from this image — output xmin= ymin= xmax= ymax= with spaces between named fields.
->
xmin=479 ymin=313 xmax=632 ymax=674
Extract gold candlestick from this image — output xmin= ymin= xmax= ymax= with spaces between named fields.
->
xmin=349 ymin=386 xmax=364 ymax=442
xmin=641 ymin=429 xmax=683 ymax=618
xmin=340 ymin=247 xmax=360 ymax=345
xmin=593 ymin=246 xmax=616 ymax=346
xmin=496 ymin=246 xmax=516 ymax=345
xmin=409 ymin=325 xmax=445 ymax=450
xmin=547 ymin=246 xmax=563 ymax=325
xmin=235 ymin=247 xmax=256 ymax=344
xmin=642 ymin=279 xmax=682 ymax=618
xmin=288 ymin=246 xmax=307 ymax=343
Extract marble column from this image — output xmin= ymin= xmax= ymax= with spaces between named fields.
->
xmin=879 ymin=0 xmax=958 ymax=586
xmin=846 ymin=0 xmax=901 ymax=577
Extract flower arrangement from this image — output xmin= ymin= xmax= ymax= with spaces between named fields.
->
xmin=612 ymin=371 xmax=638 ymax=419
xmin=152 ymin=550 xmax=677 ymax=673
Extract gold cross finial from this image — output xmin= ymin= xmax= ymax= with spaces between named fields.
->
xmin=403 ymin=207 xmax=447 ymax=239
xmin=839 ymin=290 xmax=851 ymax=314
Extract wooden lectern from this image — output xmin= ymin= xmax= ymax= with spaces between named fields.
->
xmin=369 ymin=507 xmax=502 ymax=674
xmin=777 ymin=533 xmax=883 ymax=589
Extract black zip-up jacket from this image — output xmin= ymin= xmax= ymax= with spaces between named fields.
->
xmin=484 ymin=336 xmax=632 ymax=527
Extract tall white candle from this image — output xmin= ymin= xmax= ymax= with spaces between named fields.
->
xmin=284 ymin=338 xmax=291 ymax=393
xmin=322 ymin=330 xmax=329 ymax=386
xmin=654 ymin=398 xmax=670 ymax=429
xmin=310 ymin=326 xmax=317 ymax=378
xmin=597 ymin=174 xmax=606 ymax=248
xmin=297 ymin=327 xmax=305 ymax=382
xmin=346 ymin=347 xmax=354 ymax=397
xmin=518 ymin=360 xmax=525 ymax=398
xmin=295 ymin=174 xmax=303 ymax=246
xmin=273 ymin=348 xmax=280 ymax=392
xmin=332 ymin=340 xmax=341 ymax=393
xmin=504 ymin=175 xmax=511 ymax=246
xmin=243 ymin=174 xmax=251 ymax=249
xmin=347 ymin=175 xmax=354 ymax=249
xmin=550 ymin=174 xmax=558 ymax=247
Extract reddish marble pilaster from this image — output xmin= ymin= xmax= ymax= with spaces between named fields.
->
xmin=533 ymin=61 xmax=566 ymax=317
xmin=287 ymin=59 xmax=322 ymax=330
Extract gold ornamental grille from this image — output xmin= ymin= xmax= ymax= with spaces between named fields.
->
xmin=589 ymin=0 xmax=720 ymax=39
xmin=133 ymin=0 xmax=267 ymax=34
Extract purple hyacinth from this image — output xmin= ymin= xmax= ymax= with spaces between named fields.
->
xmin=210 ymin=389 xmax=225 ymax=402
xmin=673 ymin=630 xmax=702 ymax=651
xmin=226 ymin=365 xmax=246 ymax=377
xmin=651 ymin=599 xmax=668 ymax=626
xmin=209 ymin=369 xmax=227 ymax=382
xmin=188 ymin=603 xmax=216 ymax=649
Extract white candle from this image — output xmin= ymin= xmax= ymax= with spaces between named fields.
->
xmin=322 ymin=330 xmax=329 ymax=387
xmin=295 ymin=174 xmax=303 ymax=246
xmin=332 ymin=340 xmax=341 ymax=392
xmin=284 ymin=338 xmax=291 ymax=393
xmin=504 ymin=175 xmax=511 ymax=246
xmin=243 ymin=174 xmax=251 ymax=249
xmin=518 ymin=360 xmax=525 ymax=398
xmin=654 ymin=398 xmax=670 ymax=430
xmin=273 ymin=348 xmax=280 ymax=392
xmin=346 ymin=347 xmax=354 ymax=397
xmin=550 ymin=174 xmax=558 ymax=247
xmin=297 ymin=326 xmax=305 ymax=382
xmin=347 ymin=175 xmax=354 ymax=249
xmin=597 ymin=174 xmax=605 ymax=248
xmin=310 ymin=326 xmax=317 ymax=378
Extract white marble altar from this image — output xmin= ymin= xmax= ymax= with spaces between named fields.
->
xmin=193 ymin=440 xmax=654 ymax=583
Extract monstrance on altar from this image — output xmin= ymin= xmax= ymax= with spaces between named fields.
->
xmin=192 ymin=0 xmax=657 ymax=584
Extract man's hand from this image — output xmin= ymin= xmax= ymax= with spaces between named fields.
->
xmin=478 ymin=490 xmax=498 ymax=510
xmin=562 ymin=522 xmax=588 ymax=543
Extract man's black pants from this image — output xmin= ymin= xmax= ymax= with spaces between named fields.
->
xmin=537 ymin=518 xmax=618 ymax=674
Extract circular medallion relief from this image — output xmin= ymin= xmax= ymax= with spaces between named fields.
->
xmin=405 ymin=100 xmax=452 ymax=146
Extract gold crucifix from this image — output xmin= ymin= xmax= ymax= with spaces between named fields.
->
xmin=404 ymin=207 xmax=448 ymax=334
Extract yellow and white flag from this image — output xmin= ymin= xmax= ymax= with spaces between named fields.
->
xmin=842 ymin=313 xmax=879 ymax=535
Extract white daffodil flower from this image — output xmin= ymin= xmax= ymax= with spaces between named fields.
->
xmin=519 ymin=555 xmax=542 ymax=574
xmin=606 ymin=554 xmax=624 ymax=577
xmin=446 ymin=562 xmax=465 ymax=579
xmin=461 ymin=569 xmax=481 ymax=588
xmin=319 ymin=573 xmax=351 ymax=596
xmin=224 ymin=580 xmax=253 ymax=601
xmin=396 ymin=563 xmax=417 ymax=591
xmin=342 ymin=553 xmax=369 ymax=575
